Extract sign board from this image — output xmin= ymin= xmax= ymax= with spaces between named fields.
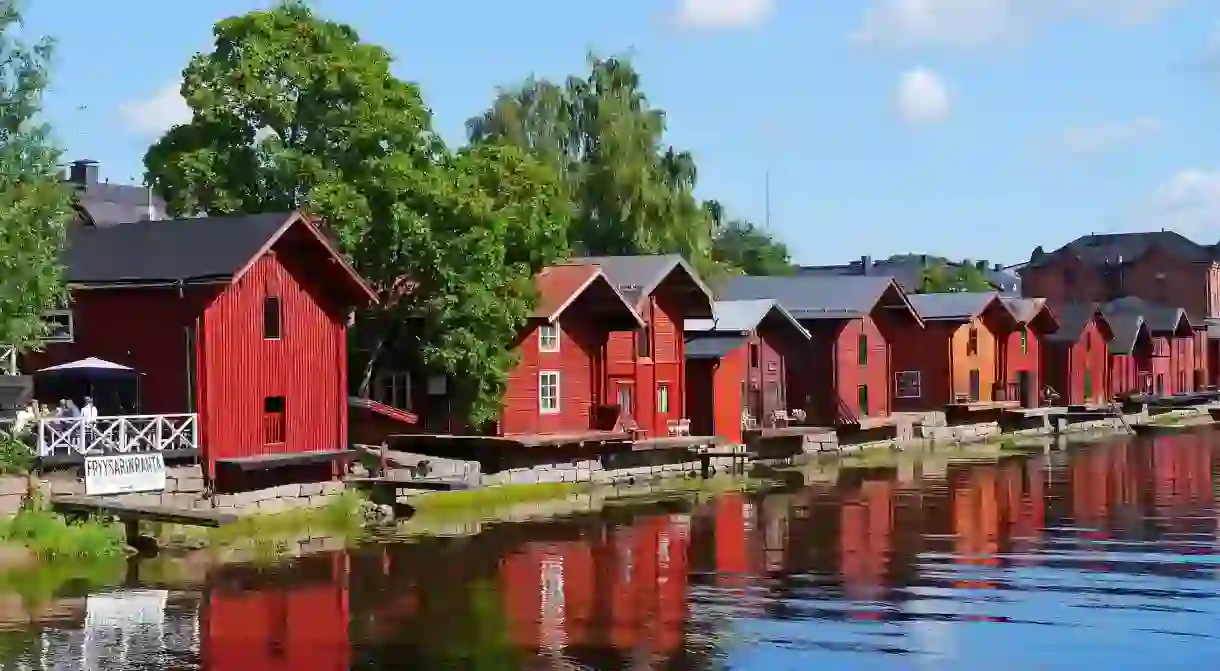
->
xmin=84 ymin=452 xmax=166 ymax=496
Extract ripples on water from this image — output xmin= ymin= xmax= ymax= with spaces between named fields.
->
xmin=3 ymin=432 xmax=1220 ymax=669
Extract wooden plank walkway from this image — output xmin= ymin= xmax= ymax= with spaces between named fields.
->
xmin=50 ymin=494 xmax=239 ymax=549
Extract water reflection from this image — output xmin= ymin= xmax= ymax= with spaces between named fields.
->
xmin=2 ymin=432 xmax=1220 ymax=669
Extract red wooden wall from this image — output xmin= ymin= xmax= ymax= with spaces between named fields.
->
xmin=890 ymin=321 xmax=953 ymax=412
xmin=1003 ymin=325 xmax=1043 ymax=405
xmin=1043 ymin=319 xmax=1109 ymax=405
xmin=500 ymin=315 xmax=601 ymax=436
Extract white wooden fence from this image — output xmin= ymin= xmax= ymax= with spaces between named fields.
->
xmin=37 ymin=413 xmax=198 ymax=458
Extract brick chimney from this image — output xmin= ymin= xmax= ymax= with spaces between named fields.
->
xmin=68 ymin=159 xmax=99 ymax=186
xmin=859 ymin=256 xmax=871 ymax=275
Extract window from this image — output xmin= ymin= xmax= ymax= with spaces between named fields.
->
xmin=967 ymin=327 xmax=979 ymax=355
xmin=43 ymin=310 xmax=73 ymax=343
xmin=749 ymin=343 xmax=760 ymax=368
xmin=617 ymin=383 xmax=634 ymax=415
xmin=373 ymin=371 xmax=412 ymax=410
xmin=857 ymin=385 xmax=869 ymax=417
xmin=657 ymin=383 xmax=670 ymax=413
xmin=538 ymin=324 xmax=559 ymax=352
xmin=894 ymin=371 xmax=921 ymax=398
xmin=263 ymin=396 xmax=286 ymax=444
xmin=857 ymin=334 xmax=868 ymax=366
xmin=539 ymin=372 xmax=560 ymax=414
xmin=636 ymin=327 xmax=651 ymax=358
xmin=1020 ymin=327 xmax=1028 ymax=354
xmin=263 ymin=297 xmax=281 ymax=339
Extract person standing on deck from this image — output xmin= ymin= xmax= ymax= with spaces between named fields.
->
xmin=81 ymin=397 xmax=97 ymax=423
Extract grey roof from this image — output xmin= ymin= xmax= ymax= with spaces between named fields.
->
xmin=73 ymin=182 xmax=168 ymax=227
xmin=1026 ymin=231 xmax=1217 ymax=270
xmin=1044 ymin=303 xmax=1107 ymax=343
xmin=718 ymin=275 xmax=910 ymax=320
xmin=1001 ymin=297 xmax=1041 ymax=323
xmin=1104 ymin=312 xmax=1148 ymax=355
xmin=1102 ymin=296 xmax=1192 ymax=334
xmin=572 ymin=254 xmax=713 ymax=316
xmin=65 ymin=212 xmax=293 ymax=284
xmin=908 ymin=292 xmax=1006 ymax=321
xmin=684 ymin=335 xmax=747 ymax=360
xmin=686 ymin=299 xmax=809 ymax=338
xmin=798 ymin=256 xmax=1020 ymax=295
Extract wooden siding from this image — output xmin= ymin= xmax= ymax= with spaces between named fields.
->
xmin=949 ymin=317 xmax=999 ymax=403
xmin=500 ymin=315 xmax=598 ymax=435
xmin=1043 ymin=318 xmax=1109 ymax=405
xmin=1002 ymin=325 xmax=1042 ymax=407
xmin=794 ymin=316 xmax=890 ymax=424
xmin=890 ymin=321 xmax=951 ymax=412
xmin=200 ymin=234 xmax=350 ymax=472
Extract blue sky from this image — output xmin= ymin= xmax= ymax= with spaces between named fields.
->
xmin=20 ymin=0 xmax=1220 ymax=265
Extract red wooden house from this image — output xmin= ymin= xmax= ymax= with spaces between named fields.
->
xmin=1041 ymin=304 xmax=1113 ymax=405
xmin=573 ymin=256 xmax=715 ymax=437
xmin=23 ymin=211 xmax=376 ymax=482
xmin=720 ymin=275 xmax=923 ymax=425
xmin=999 ymin=297 xmax=1060 ymax=408
xmin=683 ymin=299 xmax=811 ymax=444
xmin=1103 ymin=297 xmax=1195 ymax=396
xmin=1102 ymin=311 xmax=1153 ymax=397
xmin=895 ymin=292 xmax=1019 ymax=411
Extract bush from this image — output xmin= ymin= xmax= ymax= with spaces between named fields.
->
xmin=0 ymin=435 xmax=35 ymax=475
xmin=0 ymin=508 xmax=124 ymax=559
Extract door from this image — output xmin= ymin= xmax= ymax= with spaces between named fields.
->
xmin=1016 ymin=370 xmax=1033 ymax=408
xmin=1084 ymin=367 xmax=1094 ymax=401
xmin=1155 ymin=374 xmax=1164 ymax=396
xmin=616 ymin=381 xmax=635 ymax=418
xmin=747 ymin=384 xmax=763 ymax=425
xmin=968 ymin=369 xmax=981 ymax=402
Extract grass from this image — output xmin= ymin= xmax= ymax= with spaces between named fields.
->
xmin=407 ymin=482 xmax=590 ymax=516
xmin=0 ymin=508 xmax=125 ymax=560
xmin=196 ymin=490 xmax=367 ymax=547
xmin=0 ymin=556 xmax=126 ymax=604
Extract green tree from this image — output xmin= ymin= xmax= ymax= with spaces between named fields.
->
xmin=705 ymin=200 xmax=792 ymax=276
xmin=144 ymin=1 xmax=568 ymax=424
xmin=908 ymin=256 xmax=994 ymax=293
xmin=0 ymin=0 xmax=71 ymax=352
xmin=467 ymin=55 xmax=719 ymax=277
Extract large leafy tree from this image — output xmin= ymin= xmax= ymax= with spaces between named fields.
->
xmin=891 ymin=254 xmax=994 ymax=293
xmin=0 ymin=0 xmax=71 ymax=352
xmin=144 ymin=1 xmax=568 ymax=424
xmin=467 ymin=55 xmax=719 ymax=278
xmin=704 ymin=200 xmax=793 ymax=276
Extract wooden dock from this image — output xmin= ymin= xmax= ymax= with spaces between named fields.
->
xmin=51 ymin=494 xmax=238 ymax=550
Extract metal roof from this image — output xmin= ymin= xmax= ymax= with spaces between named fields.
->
xmin=1045 ymin=303 xmax=1108 ymax=343
xmin=1026 ymin=231 xmax=1217 ymax=269
xmin=571 ymin=254 xmax=714 ymax=316
xmin=685 ymin=299 xmax=809 ymax=338
xmin=717 ymin=275 xmax=908 ymax=320
xmin=1103 ymin=296 xmax=1192 ymax=334
xmin=908 ymin=292 xmax=1005 ymax=321
xmin=1104 ymin=312 xmax=1148 ymax=355
xmin=684 ymin=335 xmax=748 ymax=360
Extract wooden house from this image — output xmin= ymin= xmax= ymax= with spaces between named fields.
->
xmin=22 ymin=211 xmax=377 ymax=483
xmin=683 ymin=299 xmax=811 ymax=444
xmin=572 ymin=255 xmax=715 ymax=437
xmin=1103 ymin=297 xmax=1196 ymax=396
xmin=719 ymin=275 xmax=923 ymax=425
xmin=1103 ymin=311 xmax=1153 ymax=397
xmin=1041 ymin=304 xmax=1113 ymax=405
xmin=999 ymin=297 xmax=1060 ymax=408
xmin=895 ymin=292 xmax=1019 ymax=411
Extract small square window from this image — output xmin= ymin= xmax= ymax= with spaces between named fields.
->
xmin=43 ymin=310 xmax=73 ymax=343
xmin=894 ymin=371 xmax=921 ymax=398
xmin=539 ymin=372 xmax=560 ymax=414
xmin=373 ymin=371 xmax=412 ymax=410
xmin=263 ymin=297 xmax=281 ymax=339
xmin=538 ymin=324 xmax=560 ymax=352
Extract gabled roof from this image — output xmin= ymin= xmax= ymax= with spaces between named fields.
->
xmin=64 ymin=211 xmax=376 ymax=302
xmin=1044 ymin=303 xmax=1111 ymax=344
xmin=1026 ymin=231 xmax=1217 ymax=270
xmin=719 ymin=275 xmax=922 ymax=325
xmin=908 ymin=292 xmax=1009 ymax=321
xmin=685 ymin=299 xmax=809 ymax=339
xmin=1103 ymin=296 xmax=1192 ymax=335
xmin=531 ymin=264 xmax=644 ymax=327
xmin=1104 ymin=312 xmax=1149 ymax=355
xmin=684 ymin=335 xmax=748 ymax=360
xmin=571 ymin=254 xmax=714 ymax=316
xmin=1000 ymin=297 xmax=1060 ymax=334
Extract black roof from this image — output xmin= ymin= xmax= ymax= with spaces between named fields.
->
xmin=1026 ymin=231 xmax=1217 ymax=270
xmin=718 ymin=275 xmax=907 ymax=320
xmin=1044 ymin=303 xmax=1107 ymax=343
xmin=572 ymin=254 xmax=713 ymax=317
xmin=65 ymin=213 xmax=292 ymax=284
xmin=1102 ymin=296 xmax=1192 ymax=334
xmin=1103 ymin=311 xmax=1148 ymax=355
xmin=908 ymin=292 xmax=1008 ymax=321
xmin=684 ymin=335 xmax=748 ymax=360
xmin=73 ymin=182 xmax=169 ymax=227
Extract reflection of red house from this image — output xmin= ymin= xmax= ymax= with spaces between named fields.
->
xmin=839 ymin=477 xmax=894 ymax=601
xmin=203 ymin=553 xmax=350 ymax=671
xmin=713 ymin=493 xmax=756 ymax=589
xmin=952 ymin=468 xmax=1000 ymax=589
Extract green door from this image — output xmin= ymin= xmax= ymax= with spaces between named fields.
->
xmin=857 ymin=384 xmax=869 ymax=418
xmin=1084 ymin=366 xmax=1093 ymax=400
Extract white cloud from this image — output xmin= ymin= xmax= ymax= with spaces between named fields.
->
xmin=895 ymin=68 xmax=950 ymax=124
xmin=1140 ymin=169 xmax=1220 ymax=236
xmin=1061 ymin=117 xmax=1160 ymax=154
xmin=117 ymin=81 xmax=192 ymax=136
xmin=675 ymin=0 xmax=773 ymax=28
xmin=853 ymin=0 xmax=1182 ymax=49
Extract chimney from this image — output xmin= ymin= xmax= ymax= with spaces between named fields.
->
xmin=975 ymin=260 xmax=987 ymax=271
xmin=859 ymin=256 xmax=872 ymax=275
xmin=68 ymin=159 xmax=99 ymax=186
xmin=993 ymin=262 xmax=1003 ymax=271
xmin=919 ymin=254 xmax=928 ymax=266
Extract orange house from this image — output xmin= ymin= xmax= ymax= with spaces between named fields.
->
xmin=892 ymin=292 xmax=1018 ymax=411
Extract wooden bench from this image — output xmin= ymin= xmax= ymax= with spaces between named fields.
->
xmin=50 ymin=494 xmax=238 ymax=548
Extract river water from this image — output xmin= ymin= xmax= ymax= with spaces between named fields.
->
xmin=2 ymin=431 xmax=1219 ymax=670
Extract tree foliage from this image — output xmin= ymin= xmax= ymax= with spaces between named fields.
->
xmin=891 ymin=254 xmax=995 ymax=293
xmin=0 ymin=0 xmax=71 ymax=351
xmin=467 ymin=55 xmax=721 ymax=278
xmin=143 ymin=1 xmax=568 ymax=424
xmin=705 ymin=200 xmax=792 ymax=276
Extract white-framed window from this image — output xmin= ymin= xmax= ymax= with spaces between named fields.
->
xmin=657 ymin=383 xmax=670 ymax=413
xmin=43 ymin=310 xmax=74 ymax=343
xmin=894 ymin=370 xmax=921 ymax=398
xmin=539 ymin=371 xmax=560 ymax=414
xmin=538 ymin=323 xmax=560 ymax=352
xmin=373 ymin=371 xmax=412 ymax=410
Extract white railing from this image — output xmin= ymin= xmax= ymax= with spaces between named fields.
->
xmin=37 ymin=413 xmax=198 ymax=458
xmin=0 ymin=345 xmax=15 ymax=375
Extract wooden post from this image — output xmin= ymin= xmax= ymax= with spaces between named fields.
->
xmin=378 ymin=441 xmax=388 ymax=477
xmin=699 ymin=453 xmax=711 ymax=479
xmin=124 ymin=518 xmax=140 ymax=547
